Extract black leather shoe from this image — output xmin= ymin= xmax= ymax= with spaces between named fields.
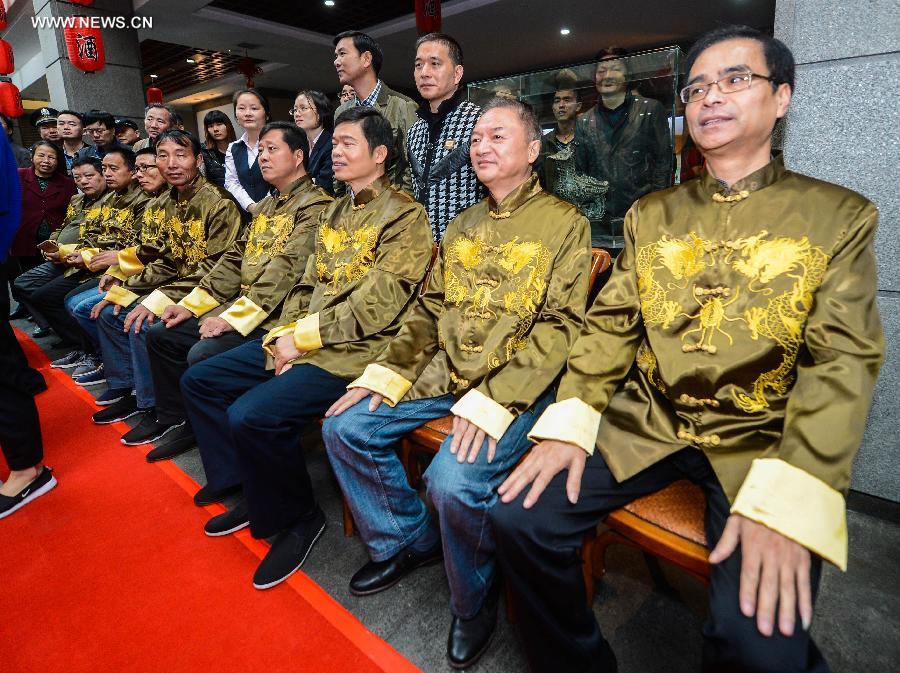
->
xmin=145 ymin=424 xmax=197 ymax=462
xmin=8 ymin=305 xmax=28 ymax=320
xmin=447 ymin=581 xmax=500 ymax=669
xmin=193 ymin=483 xmax=241 ymax=507
xmin=349 ymin=543 xmax=443 ymax=596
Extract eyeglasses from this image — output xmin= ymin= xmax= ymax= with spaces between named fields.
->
xmin=85 ymin=127 xmax=108 ymax=136
xmin=135 ymin=163 xmax=159 ymax=174
xmin=289 ymin=105 xmax=313 ymax=115
xmin=679 ymin=71 xmax=775 ymax=104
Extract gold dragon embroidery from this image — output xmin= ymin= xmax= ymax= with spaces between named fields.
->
xmin=635 ymin=341 xmax=667 ymax=394
xmin=140 ymin=207 xmax=166 ymax=247
xmin=317 ymin=222 xmax=378 ymax=295
xmin=166 ymin=215 xmax=206 ymax=264
xmin=244 ymin=213 xmax=295 ymax=265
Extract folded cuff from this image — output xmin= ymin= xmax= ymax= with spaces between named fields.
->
xmin=528 ymin=397 xmax=602 ymax=455
xmin=106 ymin=265 xmax=127 ymax=281
xmin=220 ymin=296 xmax=267 ymax=336
xmin=56 ymin=243 xmax=78 ymax=257
xmin=731 ymin=458 xmax=848 ymax=570
xmin=179 ymin=286 xmax=221 ymax=318
xmin=141 ymin=288 xmax=176 ymax=316
xmin=348 ymin=363 xmax=412 ymax=407
xmin=262 ymin=322 xmax=296 ymax=356
xmin=450 ymin=389 xmax=515 ymax=442
xmin=80 ymin=247 xmax=100 ymax=266
xmin=293 ymin=312 xmax=323 ymax=352
xmin=105 ymin=284 xmax=140 ymax=307
xmin=117 ymin=246 xmax=145 ymax=277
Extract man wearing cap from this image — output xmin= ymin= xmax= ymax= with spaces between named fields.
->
xmin=31 ymin=108 xmax=60 ymax=144
xmin=115 ymin=118 xmax=142 ymax=147
xmin=57 ymin=110 xmax=86 ymax=174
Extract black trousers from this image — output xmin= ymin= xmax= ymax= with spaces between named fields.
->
xmin=180 ymin=340 xmax=348 ymax=538
xmin=0 ymin=318 xmax=45 ymax=470
xmin=490 ymin=448 xmax=829 ymax=673
xmin=28 ymin=271 xmax=99 ymax=350
xmin=145 ymin=318 xmax=261 ymax=425
xmin=4 ymin=255 xmax=43 ymax=320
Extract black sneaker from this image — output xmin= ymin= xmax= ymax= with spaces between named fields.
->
xmin=92 ymin=395 xmax=142 ymax=424
xmin=144 ymin=423 xmax=197 ymax=462
xmin=121 ymin=415 xmax=184 ymax=446
xmin=95 ymin=388 xmax=130 ymax=406
xmin=50 ymin=350 xmax=86 ymax=369
xmin=0 ymin=467 xmax=58 ymax=520
xmin=204 ymin=499 xmax=250 ymax=537
xmin=253 ymin=508 xmax=326 ymax=590
xmin=74 ymin=367 xmax=106 ymax=387
xmin=194 ymin=482 xmax=241 ymax=507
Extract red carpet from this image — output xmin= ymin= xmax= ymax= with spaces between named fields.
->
xmin=0 ymin=329 xmax=420 ymax=673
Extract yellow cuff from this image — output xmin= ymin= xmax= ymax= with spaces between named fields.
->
xmin=80 ymin=247 xmax=100 ymax=266
xmin=141 ymin=288 xmax=176 ymax=316
xmin=57 ymin=243 xmax=78 ymax=257
xmin=220 ymin=296 xmax=267 ymax=336
xmin=179 ymin=286 xmax=221 ymax=318
xmin=731 ymin=458 xmax=848 ymax=570
xmin=293 ymin=312 xmax=323 ymax=352
xmin=450 ymin=389 xmax=515 ymax=442
xmin=528 ymin=397 xmax=602 ymax=455
xmin=117 ymin=247 xmax=145 ymax=277
xmin=106 ymin=265 xmax=127 ymax=281
xmin=262 ymin=322 xmax=296 ymax=356
xmin=348 ymin=363 xmax=412 ymax=407
xmin=105 ymin=284 xmax=140 ymax=307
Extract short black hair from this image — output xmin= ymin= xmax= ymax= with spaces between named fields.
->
xmin=333 ymin=31 xmax=383 ymax=76
xmin=83 ymin=110 xmax=116 ymax=130
xmin=260 ymin=121 xmax=311 ymax=170
xmin=295 ymin=90 xmax=334 ymax=132
xmin=594 ymin=47 xmax=631 ymax=82
xmin=103 ymin=146 xmax=137 ymax=171
xmin=685 ymin=25 xmax=795 ymax=92
xmin=334 ymin=106 xmax=393 ymax=164
xmin=480 ymin=97 xmax=542 ymax=143
xmin=135 ymin=146 xmax=157 ymax=160
xmin=415 ymin=32 xmax=464 ymax=67
xmin=31 ymin=140 xmax=68 ymax=177
xmin=57 ymin=110 xmax=84 ymax=123
xmin=72 ymin=155 xmax=103 ymax=172
xmin=232 ymin=88 xmax=271 ymax=123
xmin=155 ymin=129 xmax=202 ymax=157
xmin=144 ymin=104 xmax=178 ymax=127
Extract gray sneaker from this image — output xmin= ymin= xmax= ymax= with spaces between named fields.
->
xmin=72 ymin=354 xmax=102 ymax=377
xmin=51 ymin=350 xmax=86 ymax=369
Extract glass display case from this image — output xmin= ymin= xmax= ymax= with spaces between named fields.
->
xmin=468 ymin=46 xmax=683 ymax=250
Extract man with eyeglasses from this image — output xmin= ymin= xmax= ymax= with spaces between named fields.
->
xmin=75 ymin=110 xmax=132 ymax=162
xmin=492 ymin=25 xmax=882 ymax=673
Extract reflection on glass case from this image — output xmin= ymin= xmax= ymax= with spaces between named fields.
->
xmin=468 ymin=46 xmax=683 ymax=250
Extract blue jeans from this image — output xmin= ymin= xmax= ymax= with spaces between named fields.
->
xmin=96 ymin=302 xmax=155 ymax=407
xmin=323 ymin=392 xmax=551 ymax=618
xmin=68 ymin=286 xmax=106 ymax=351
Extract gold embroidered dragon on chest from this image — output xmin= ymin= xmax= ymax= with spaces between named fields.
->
xmin=165 ymin=203 xmax=206 ymax=265
xmin=244 ymin=211 xmax=295 ymax=266
xmin=635 ymin=230 xmax=829 ymax=413
xmin=316 ymin=220 xmax=379 ymax=295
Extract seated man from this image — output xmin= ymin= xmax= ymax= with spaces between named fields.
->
xmin=180 ymin=107 xmax=432 ymax=590
xmin=13 ymin=155 xmax=108 ymax=361
xmin=323 ymin=98 xmax=591 ymax=669
xmin=66 ymin=147 xmax=169 ymax=404
xmin=143 ymin=121 xmax=332 ymax=467
xmin=491 ymin=26 xmax=883 ymax=673
xmin=90 ymin=130 xmax=241 ymax=437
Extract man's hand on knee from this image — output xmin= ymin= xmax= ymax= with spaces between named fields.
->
xmin=161 ymin=304 xmax=193 ymax=329
xmin=325 ymin=387 xmax=383 ymax=417
xmin=123 ymin=305 xmax=156 ymax=333
xmin=90 ymin=299 xmax=114 ymax=320
xmin=499 ymin=440 xmax=586 ymax=508
xmin=709 ymin=514 xmax=813 ymax=638
xmin=449 ymin=416 xmax=497 ymax=465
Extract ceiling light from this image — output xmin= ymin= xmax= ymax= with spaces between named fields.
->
xmin=560 ymin=28 xmax=571 ymax=35
xmin=150 ymin=74 xmax=158 ymax=79
xmin=186 ymin=58 xmax=196 ymax=64
xmin=324 ymin=0 xmax=335 ymax=6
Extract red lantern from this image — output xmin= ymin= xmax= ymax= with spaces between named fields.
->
xmin=146 ymin=86 xmax=164 ymax=105
xmin=0 ymin=39 xmax=13 ymax=76
xmin=63 ymin=20 xmax=106 ymax=73
xmin=415 ymin=0 xmax=441 ymax=34
xmin=0 ymin=0 xmax=7 ymax=32
xmin=0 ymin=78 xmax=24 ymax=118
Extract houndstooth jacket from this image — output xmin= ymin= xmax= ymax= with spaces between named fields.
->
xmin=407 ymin=95 xmax=484 ymax=242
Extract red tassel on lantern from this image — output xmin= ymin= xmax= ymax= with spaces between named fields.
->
xmin=0 ymin=39 xmax=14 ymax=76
xmin=0 ymin=78 xmax=24 ymax=118
xmin=415 ymin=0 xmax=441 ymax=34
xmin=0 ymin=0 xmax=8 ymax=32
xmin=236 ymin=57 xmax=262 ymax=88
xmin=146 ymin=86 xmax=164 ymax=105
xmin=64 ymin=20 xmax=106 ymax=73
